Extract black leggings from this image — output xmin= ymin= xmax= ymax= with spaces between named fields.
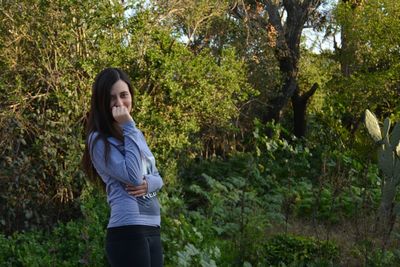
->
xmin=106 ymin=225 xmax=163 ymax=267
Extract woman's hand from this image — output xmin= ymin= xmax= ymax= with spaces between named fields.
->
xmin=112 ymin=106 xmax=133 ymax=125
xmin=126 ymin=180 xmax=148 ymax=197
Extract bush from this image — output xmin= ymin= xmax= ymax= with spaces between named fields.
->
xmin=265 ymin=234 xmax=340 ymax=266
xmin=0 ymin=185 xmax=108 ymax=266
xmin=178 ymin=152 xmax=283 ymax=265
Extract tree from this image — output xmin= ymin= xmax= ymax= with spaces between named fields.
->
xmin=0 ymin=0 xmax=135 ymax=233
xmin=0 ymin=0 xmax=255 ymax=233
xmin=229 ymin=0 xmax=327 ymax=137
xmin=328 ymin=0 xmax=400 ymax=134
xmin=335 ymin=0 xmax=364 ymax=77
xmin=153 ymin=0 xmax=230 ymax=54
xmin=326 ymin=0 xmax=400 ymax=247
xmin=153 ymin=0 xmax=328 ymax=138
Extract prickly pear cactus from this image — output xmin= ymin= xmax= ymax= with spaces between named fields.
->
xmin=365 ymin=109 xmax=382 ymax=142
xmin=365 ymin=109 xmax=400 ymax=242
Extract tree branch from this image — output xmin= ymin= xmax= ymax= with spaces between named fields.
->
xmin=302 ymin=82 xmax=319 ymax=100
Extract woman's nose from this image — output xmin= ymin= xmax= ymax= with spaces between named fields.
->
xmin=115 ymin=97 xmax=123 ymax=107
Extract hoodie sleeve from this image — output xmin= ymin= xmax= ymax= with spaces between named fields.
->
xmin=144 ymin=169 xmax=164 ymax=193
xmin=90 ymin=121 xmax=144 ymax=186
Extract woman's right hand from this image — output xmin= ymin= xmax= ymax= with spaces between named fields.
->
xmin=112 ymin=106 xmax=133 ymax=125
xmin=125 ymin=180 xmax=148 ymax=197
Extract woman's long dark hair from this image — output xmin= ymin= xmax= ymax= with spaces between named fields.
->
xmin=82 ymin=68 xmax=133 ymax=188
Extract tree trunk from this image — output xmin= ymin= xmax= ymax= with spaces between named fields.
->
xmin=338 ymin=0 xmax=360 ymax=77
xmin=262 ymin=77 xmax=298 ymax=124
xmin=292 ymin=83 xmax=318 ymax=138
xmin=261 ymin=0 xmax=321 ymax=135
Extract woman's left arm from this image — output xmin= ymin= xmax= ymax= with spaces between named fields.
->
xmin=125 ymin=171 xmax=163 ymax=197
xmin=144 ymin=171 xmax=164 ymax=193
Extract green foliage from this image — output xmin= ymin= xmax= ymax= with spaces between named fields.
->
xmin=265 ymin=234 xmax=340 ymax=266
xmin=162 ymin=211 xmax=221 ymax=267
xmin=0 ymin=0 xmax=105 ymax=233
xmin=0 ymin=0 xmax=253 ymax=233
xmin=0 ymin=185 xmax=222 ymax=266
xmin=180 ymin=153 xmax=278 ymax=265
xmin=349 ymin=238 xmax=400 ymax=267
xmin=293 ymin=151 xmax=381 ymax=224
xmin=297 ymin=49 xmax=339 ymax=114
xmin=177 ymin=120 xmax=367 ymax=265
xmin=134 ymin=33 xmax=254 ymax=162
xmin=157 ymin=186 xmax=221 ymax=266
xmin=329 ymin=0 xmax=400 ymax=127
xmin=0 ymin=122 xmax=389 ymax=266
xmin=0 ymin=186 xmax=108 ymax=266
xmin=252 ymin=120 xmax=382 ymax=229
xmin=2 ymin=0 xmax=400 ymax=266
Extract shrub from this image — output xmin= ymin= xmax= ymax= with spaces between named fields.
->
xmin=265 ymin=234 xmax=340 ymax=266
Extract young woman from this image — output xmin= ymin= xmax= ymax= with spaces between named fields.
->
xmin=82 ymin=68 xmax=164 ymax=267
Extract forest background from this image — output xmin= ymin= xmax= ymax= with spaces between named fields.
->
xmin=1 ymin=0 xmax=400 ymax=266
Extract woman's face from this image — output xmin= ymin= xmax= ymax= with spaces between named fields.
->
xmin=109 ymin=80 xmax=132 ymax=112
